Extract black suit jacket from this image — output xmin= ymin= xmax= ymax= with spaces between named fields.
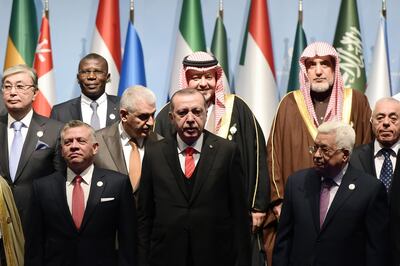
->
xmin=0 ymin=112 xmax=64 ymax=231
xmin=137 ymin=131 xmax=251 ymax=266
xmin=50 ymin=94 xmax=120 ymax=126
xmin=273 ymin=166 xmax=389 ymax=266
xmin=350 ymin=142 xmax=400 ymax=265
xmin=25 ymin=167 xmax=137 ymax=266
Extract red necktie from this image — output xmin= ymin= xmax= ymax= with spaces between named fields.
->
xmin=184 ymin=147 xmax=195 ymax=178
xmin=72 ymin=175 xmax=84 ymax=230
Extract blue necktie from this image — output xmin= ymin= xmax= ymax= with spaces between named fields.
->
xmin=379 ymin=148 xmax=393 ymax=193
xmin=9 ymin=121 xmax=24 ymax=182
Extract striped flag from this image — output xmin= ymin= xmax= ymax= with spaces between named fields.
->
xmin=91 ymin=0 xmax=121 ymax=95
xmin=118 ymin=21 xmax=146 ymax=96
xmin=4 ymin=0 xmax=38 ymax=69
xmin=169 ymin=0 xmax=206 ymax=98
xmin=235 ymin=0 xmax=278 ymax=138
xmin=33 ymin=14 xmax=55 ymax=117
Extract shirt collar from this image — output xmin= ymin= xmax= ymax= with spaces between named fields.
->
xmin=8 ymin=109 xmax=33 ymax=129
xmin=176 ymin=133 xmax=204 ymax=154
xmin=321 ymin=163 xmax=348 ymax=187
xmin=118 ymin=122 xmax=144 ymax=148
xmin=373 ymin=139 xmax=400 ymax=157
xmin=67 ymin=164 xmax=94 ymax=185
xmin=81 ymin=92 xmax=107 ymax=105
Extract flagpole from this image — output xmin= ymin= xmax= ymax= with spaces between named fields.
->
xmin=44 ymin=0 xmax=49 ymax=19
xmin=219 ymin=0 xmax=223 ymax=20
xmin=382 ymin=0 xmax=386 ymax=18
xmin=130 ymin=0 xmax=134 ymax=24
xmin=298 ymin=0 xmax=303 ymax=24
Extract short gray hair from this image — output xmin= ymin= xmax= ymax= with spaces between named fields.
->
xmin=318 ymin=121 xmax=355 ymax=154
xmin=372 ymin=97 xmax=400 ymax=118
xmin=2 ymin=64 xmax=38 ymax=89
xmin=60 ymin=120 xmax=97 ymax=144
xmin=120 ymin=85 xmax=156 ymax=113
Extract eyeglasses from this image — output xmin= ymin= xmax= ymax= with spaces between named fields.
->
xmin=308 ymin=144 xmax=343 ymax=157
xmin=2 ymin=84 xmax=35 ymax=93
xmin=78 ymin=70 xmax=107 ymax=77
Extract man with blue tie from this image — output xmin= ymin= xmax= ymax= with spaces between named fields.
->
xmin=350 ymin=97 xmax=400 ymax=265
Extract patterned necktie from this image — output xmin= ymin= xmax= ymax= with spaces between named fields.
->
xmin=380 ymin=148 xmax=393 ymax=193
xmin=128 ymin=139 xmax=141 ymax=191
xmin=320 ymin=178 xmax=336 ymax=227
xmin=184 ymin=147 xmax=195 ymax=178
xmin=90 ymin=101 xmax=100 ymax=130
xmin=9 ymin=121 xmax=24 ymax=182
xmin=72 ymin=175 xmax=84 ymax=230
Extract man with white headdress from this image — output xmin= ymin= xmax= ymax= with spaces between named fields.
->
xmin=265 ymin=41 xmax=373 ymax=263
xmin=155 ymin=51 xmax=269 ymax=232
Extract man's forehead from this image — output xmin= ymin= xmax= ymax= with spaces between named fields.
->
xmin=186 ymin=68 xmax=216 ymax=76
xmin=305 ymin=55 xmax=334 ymax=64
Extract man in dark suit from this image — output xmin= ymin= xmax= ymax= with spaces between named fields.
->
xmin=137 ymin=88 xmax=250 ymax=266
xmin=25 ymin=120 xmax=136 ymax=266
xmin=350 ymin=97 xmax=400 ymax=265
xmin=50 ymin=53 xmax=119 ymax=129
xmin=273 ymin=121 xmax=389 ymax=266
xmin=94 ymin=85 xmax=162 ymax=195
xmin=0 ymin=64 xmax=64 ymax=233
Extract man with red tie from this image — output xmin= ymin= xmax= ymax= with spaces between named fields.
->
xmin=137 ymin=88 xmax=251 ymax=266
xmin=25 ymin=120 xmax=136 ymax=266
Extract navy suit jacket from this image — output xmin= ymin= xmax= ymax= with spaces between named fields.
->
xmin=273 ymin=165 xmax=389 ymax=266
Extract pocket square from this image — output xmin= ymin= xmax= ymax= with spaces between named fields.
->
xmin=35 ymin=140 xmax=50 ymax=150
xmin=100 ymin=197 xmax=115 ymax=202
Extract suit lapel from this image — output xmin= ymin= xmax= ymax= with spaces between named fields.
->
xmin=103 ymin=124 xmax=127 ymax=175
xmin=106 ymin=95 xmax=119 ymax=126
xmin=53 ymin=172 xmax=77 ymax=231
xmin=0 ymin=115 xmax=10 ymax=180
xmin=359 ymin=143 xmax=376 ymax=177
xmin=71 ymin=97 xmax=83 ymax=120
xmin=306 ymin=170 xmax=322 ymax=232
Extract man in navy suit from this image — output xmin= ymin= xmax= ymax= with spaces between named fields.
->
xmin=273 ymin=121 xmax=389 ymax=266
xmin=50 ymin=53 xmax=119 ymax=129
xmin=25 ymin=120 xmax=136 ymax=266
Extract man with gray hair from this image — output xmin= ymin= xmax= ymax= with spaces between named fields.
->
xmin=94 ymin=85 xmax=162 ymax=197
xmin=273 ymin=121 xmax=389 ymax=266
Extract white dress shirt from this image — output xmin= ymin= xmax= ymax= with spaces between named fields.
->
xmin=7 ymin=109 xmax=33 ymax=158
xmin=321 ymin=164 xmax=347 ymax=211
xmin=81 ymin=93 xmax=107 ymax=129
xmin=66 ymin=164 xmax=94 ymax=213
xmin=373 ymin=140 xmax=400 ymax=178
xmin=118 ymin=122 xmax=145 ymax=171
xmin=177 ymin=134 xmax=204 ymax=173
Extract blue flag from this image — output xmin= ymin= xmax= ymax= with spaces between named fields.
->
xmin=118 ymin=22 xmax=146 ymax=96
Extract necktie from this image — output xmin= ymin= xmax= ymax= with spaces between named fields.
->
xmin=128 ymin=139 xmax=141 ymax=191
xmin=72 ymin=175 xmax=84 ymax=230
xmin=9 ymin=121 xmax=24 ymax=182
xmin=380 ymin=148 xmax=393 ymax=192
xmin=184 ymin=147 xmax=195 ymax=178
xmin=320 ymin=178 xmax=336 ymax=227
xmin=90 ymin=101 xmax=100 ymax=130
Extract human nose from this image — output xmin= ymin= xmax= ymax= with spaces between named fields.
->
xmin=199 ymin=76 xmax=207 ymax=87
xmin=315 ymin=63 xmax=322 ymax=75
xmin=146 ymin=116 xmax=154 ymax=126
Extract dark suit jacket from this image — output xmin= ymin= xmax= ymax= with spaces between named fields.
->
xmin=137 ymin=131 xmax=251 ymax=266
xmin=25 ymin=167 xmax=137 ymax=266
xmin=50 ymin=94 xmax=120 ymax=126
xmin=350 ymin=142 xmax=400 ymax=265
xmin=0 ymin=112 xmax=64 ymax=231
xmin=272 ymin=166 xmax=389 ymax=266
xmin=94 ymin=122 xmax=162 ymax=175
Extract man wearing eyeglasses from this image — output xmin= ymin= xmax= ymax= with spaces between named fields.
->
xmin=50 ymin=53 xmax=120 ymax=130
xmin=0 ymin=64 xmax=64 ymax=238
xmin=273 ymin=121 xmax=389 ymax=266
xmin=94 ymin=86 xmax=162 ymax=201
xmin=350 ymin=97 xmax=400 ymax=265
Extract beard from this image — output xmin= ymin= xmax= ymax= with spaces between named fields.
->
xmin=310 ymin=82 xmax=331 ymax=92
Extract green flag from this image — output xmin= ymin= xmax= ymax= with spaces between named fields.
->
xmin=333 ymin=0 xmax=366 ymax=92
xmin=4 ymin=0 xmax=38 ymax=69
xmin=287 ymin=22 xmax=307 ymax=93
xmin=211 ymin=15 xmax=230 ymax=93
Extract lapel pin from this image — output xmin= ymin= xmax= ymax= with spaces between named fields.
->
xmin=227 ymin=135 xmax=232 ymax=141
xmin=97 ymin=181 xmax=103 ymax=187
xmin=109 ymin=113 xmax=116 ymax=120
xmin=209 ymin=144 xmax=213 ymax=149
xmin=349 ymin=184 xmax=355 ymax=190
xmin=36 ymin=130 xmax=44 ymax=138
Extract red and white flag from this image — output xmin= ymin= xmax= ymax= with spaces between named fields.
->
xmin=33 ymin=15 xmax=55 ymax=117
xmin=91 ymin=0 xmax=121 ymax=95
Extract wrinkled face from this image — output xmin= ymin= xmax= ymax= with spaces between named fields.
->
xmin=305 ymin=55 xmax=335 ymax=92
xmin=120 ymin=100 xmax=156 ymax=139
xmin=169 ymin=93 xmax=207 ymax=145
xmin=61 ymin=126 xmax=98 ymax=173
xmin=2 ymin=72 xmax=37 ymax=116
xmin=371 ymin=100 xmax=400 ymax=147
xmin=186 ymin=69 xmax=216 ymax=105
xmin=312 ymin=132 xmax=348 ymax=177
xmin=77 ymin=58 xmax=110 ymax=100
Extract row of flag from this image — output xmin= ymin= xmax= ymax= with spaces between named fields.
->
xmin=3 ymin=0 xmax=393 ymax=138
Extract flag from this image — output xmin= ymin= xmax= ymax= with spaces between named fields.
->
xmin=169 ymin=0 xmax=207 ymax=98
xmin=4 ymin=0 xmax=38 ymax=69
xmin=333 ymin=0 xmax=366 ymax=93
xmin=33 ymin=14 xmax=55 ymax=117
xmin=118 ymin=21 xmax=146 ymax=96
xmin=235 ymin=0 xmax=278 ymax=138
xmin=366 ymin=14 xmax=391 ymax=107
xmin=287 ymin=22 xmax=307 ymax=92
xmin=211 ymin=15 xmax=231 ymax=94
xmin=91 ymin=0 xmax=121 ymax=95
